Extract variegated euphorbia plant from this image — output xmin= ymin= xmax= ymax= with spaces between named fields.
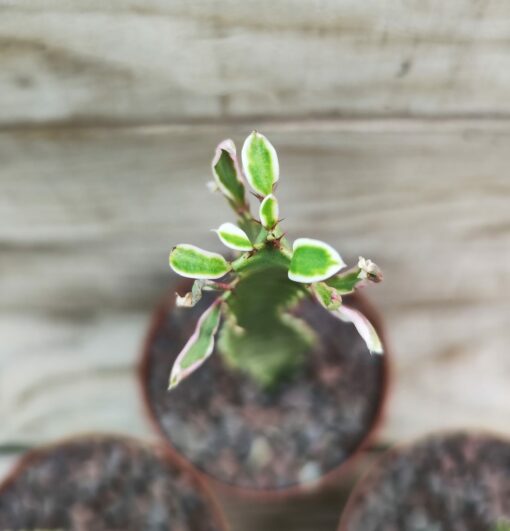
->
xmin=168 ymin=132 xmax=383 ymax=390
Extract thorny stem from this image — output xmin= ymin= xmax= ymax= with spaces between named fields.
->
xmin=168 ymin=132 xmax=385 ymax=391
xmin=230 ymin=252 xmax=254 ymax=272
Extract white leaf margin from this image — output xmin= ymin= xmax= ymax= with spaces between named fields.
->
xmin=241 ymin=131 xmax=280 ymax=196
xmin=288 ymin=237 xmax=346 ymax=283
xmin=169 ymin=299 xmax=222 ymax=389
xmin=169 ymin=244 xmax=231 ymax=280
xmin=211 ymin=139 xmax=244 ymax=201
xmin=334 ymin=305 xmax=383 ymax=354
xmin=259 ymin=193 xmax=279 ymax=229
xmin=214 ymin=222 xmax=253 ymax=251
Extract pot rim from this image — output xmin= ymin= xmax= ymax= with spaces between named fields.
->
xmin=138 ymin=280 xmax=393 ymax=501
xmin=337 ymin=428 xmax=510 ymax=531
xmin=0 ymin=432 xmax=230 ymax=531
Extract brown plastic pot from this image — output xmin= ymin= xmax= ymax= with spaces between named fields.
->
xmin=0 ymin=433 xmax=228 ymax=531
xmin=139 ymin=280 xmax=392 ymax=500
xmin=338 ymin=430 xmax=510 ymax=531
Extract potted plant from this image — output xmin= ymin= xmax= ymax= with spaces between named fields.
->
xmin=0 ymin=435 xmax=227 ymax=531
xmin=338 ymin=431 xmax=510 ymax=531
xmin=140 ymin=132 xmax=389 ymax=494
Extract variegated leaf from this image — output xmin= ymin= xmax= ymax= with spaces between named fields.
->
xmin=334 ymin=305 xmax=383 ymax=354
xmin=215 ymin=222 xmax=253 ymax=252
xmin=259 ymin=194 xmax=279 ymax=229
xmin=169 ymin=301 xmax=222 ymax=389
xmin=288 ymin=238 xmax=346 ymax=283
xmin=326 ymin=257 xmax=383 ymax=293
xmin=241 ymin=131 xmax=279 ymax=196
xmin=211 ymin=139 xmax=246 ymax=205
xmin=326 ymin=268 xmax=362 ymax=294
xmin=169 ymin=244 xmax=231 ymax=279
xmin=312 ymin=282 xmax=342 ymax=310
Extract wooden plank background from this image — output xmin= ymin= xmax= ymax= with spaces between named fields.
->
xmin=1 ymin=0 xmax=510 ymax=126
xmin=1 ymin=1 xmax=510 ymax=529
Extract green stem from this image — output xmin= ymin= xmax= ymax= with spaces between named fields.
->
xmin=237 ymin=210 xmax=260 ymax=243
xmin=231 ymin=252 xmax=253 ymax=272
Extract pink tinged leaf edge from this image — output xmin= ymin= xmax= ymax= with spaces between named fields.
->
xmin=168 ymin=300 xmax=222 ymax=389
xmin=211 ymin=139 xmax=245 ymax=198
xmin=310 ymin=283 xmax=342 ymax=310
xmin=334 ymin=305 xmax=384 ymax=355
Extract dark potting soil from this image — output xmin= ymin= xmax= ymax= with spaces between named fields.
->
xmin=0 ymin=436 xmax=223 ymax=531
xmin=341 ymin=432 xmax=510 ymax=531
xmin=144 ymin=291 xmax=386 ymax=490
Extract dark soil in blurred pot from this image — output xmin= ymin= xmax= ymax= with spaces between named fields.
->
xmin=140 ymin=283 xmax=389 ymax=495
xmin=0 ymin=435 xmax=226 ymax=531
xmin=339 ymin=431 xmax=510 ymax=531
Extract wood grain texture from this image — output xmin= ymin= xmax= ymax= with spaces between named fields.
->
xmin=1 ymin=0 xmax=510 ymax=126
xmin=1 ymin=123 xmax=509 ymax=450
xmin=2 ymin=3 xmax=509 ymax=528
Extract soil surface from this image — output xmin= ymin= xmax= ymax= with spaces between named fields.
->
xmin=340 ymin=432 xmax=510 ymax=531
xmin=0 ymin=436 xmax=223 ymax=531
xmin=143 ymin=291 xmax=386 ymax=490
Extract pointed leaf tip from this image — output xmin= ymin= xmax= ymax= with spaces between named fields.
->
xmin=169 ymin=244 xmax=231 ymax=279
xmin=242 ymin=132 xmax=279 ymax=197
xmin=215 ymin=222 xmax=253 ymax=251
xmin=288 ymin=238 xmax=345 ymax=283
xmin=259 ymin=194 xmax=279 ymax=229
xmin=169 ymin=301 xmax=222 ymax=389
xmin=211 ymin=139 xmax=245 ymax=205
xmin=334 ymin=305 xmax=383 ymax=354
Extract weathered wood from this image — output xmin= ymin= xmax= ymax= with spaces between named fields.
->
xmin=2 ymin=3 xmax=509 ymax=527
xmin=1 ymin=0 xmax=510 ymax=126
xmin=1 ymin=122 xmax=510 ymax=530
xmin=1 ymin=123 xmax=509 ymax=451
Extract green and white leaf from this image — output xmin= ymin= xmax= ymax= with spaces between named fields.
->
xmin=259 ymin=194 xmax=279 ymax=229
xmin=176 ymin=279 xmax=207 ymax=308
xmin=326 ymin=257 xmax=383 ymax=294
xmin=169 ymin=244 xmax=231 ymax=279
xmin=288 ymin=238 xmax=346 ymax=283
xmin=334 ymin=305 xmax=383 ymax=354
xmin=326 ymin=268 xmax=362 ymax=294
xmin=169 ymin=301 xmax=222 ymax=389
xmin=211 ymin=139 xmax=246 ymax=205
xmin=241 ymin=131 xmax=279 ymax=197
xmin=215 ymin=222 xmax=253 ymax=252
xmin=312 ymin=282 xmax=342 ymax=311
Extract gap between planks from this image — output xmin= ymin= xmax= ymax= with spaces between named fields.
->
xmin=2 ymin=116 xmax=510 ymax=135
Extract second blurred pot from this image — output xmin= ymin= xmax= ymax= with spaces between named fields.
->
xmin=338 ymin=431 xmax=510 ymax=531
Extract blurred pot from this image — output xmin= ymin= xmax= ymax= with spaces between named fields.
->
xmin=139 ymin=280 xmax=391 ymax=499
